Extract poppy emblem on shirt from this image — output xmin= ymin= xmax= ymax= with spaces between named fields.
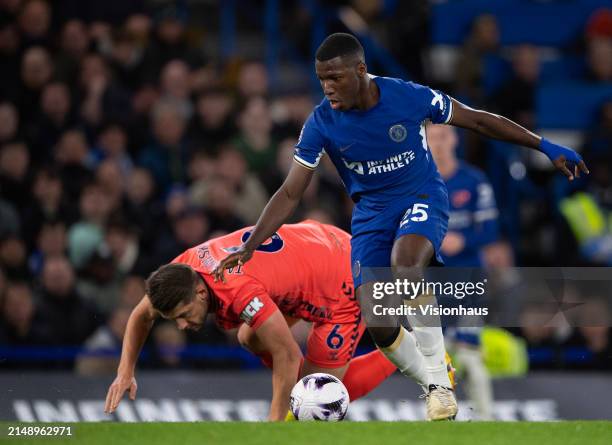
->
xmin=389 ymin=124 xmax=407 ymax=143
xmin=451 ymin=189 xmax=471 ymax=208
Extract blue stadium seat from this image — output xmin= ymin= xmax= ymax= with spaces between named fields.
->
xmin=483 ymin=54 xmax=511 ymax=96
xmin=484 ymin=55 xmax=588 ymax=96
xmin=536 ymin=83 xmax=612 ymax=129
xmin=431 ymin=0 xmax=610 ymax=46
xmin=541 ymin=56 xmax=587 ymax=83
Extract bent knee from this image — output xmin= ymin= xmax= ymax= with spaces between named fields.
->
xmin=368 ymin=326 xmax=400 ymax=347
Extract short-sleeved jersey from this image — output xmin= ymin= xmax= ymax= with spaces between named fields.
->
xmin=294 ymin=76 xmax=453 ymax=203
xmin=442 ymin=162 xmax=499 ymax=267
xmin=171 ymin=221 xmax=357 ymax=331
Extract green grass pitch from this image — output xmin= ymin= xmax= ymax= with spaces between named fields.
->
xmin=1 ymin=422 xmax=610 ymax=445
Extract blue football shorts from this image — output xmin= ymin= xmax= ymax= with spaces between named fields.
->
xmin=350 ymin=181 xmax=449 ymax=288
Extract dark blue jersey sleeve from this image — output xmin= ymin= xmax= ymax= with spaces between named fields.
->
xmin=294 ymin=111 xmax=327 ymax=169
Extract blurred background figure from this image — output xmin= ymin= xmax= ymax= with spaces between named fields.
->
xmin=76 ymin=305 xmax=131 ymax=376
xmin=558 ymin=150 xmax=612 ymax=266
xmin=428 ymin=123 xmax=499 ymax=420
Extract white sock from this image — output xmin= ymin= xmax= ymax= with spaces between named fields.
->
xmin=377 ymin=326 xmax=431 ymax=388
xmin=405 ymin=296 xmax=451 ymax=388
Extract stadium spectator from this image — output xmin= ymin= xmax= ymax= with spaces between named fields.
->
xmin=28 ymin=218 xmax=67 ymax=276
xmin=124 ymin=13 xmax=152 ymax=44
xmin=138 ymin=99 xmax=190 ymax=189
xmin=0 ymin=141 xmax=31 ymax=213
xmin=0 ymin=236 xmax=29 ymax=281
xmin=0 ymin=199 xmax=19 ymax=239
xmin=124 ymin=167 xmax=164 ymax=249
xmin=264 ymin=136 xmax=325 ymax=216
xmin=76 ymin=305 xmax=131 ymax=376
xmin=28 ymin=82 xmax=76 ymax=161
xmin=582 ymin=100 xmax=612 ymax=160
xmin=119 ymin=275 xmax=146 ymax=308
xmin=0 ymin=19 xmax=21 ymax=100
xmin=152 ymin=205 xmax=211 ymax=266
xmin=36 ymin=256 xmax=101 ymax=348
xmin=96 ymin=158 xmax=127 ymax=213
xmin=54 ymin=19 xmax=90 ymax=86
xmin=489 ymin=45 xmax=541 ymax=130
xmin=517 ymin=302 xmax=567 ymax=370
xmin=237 ymin=61 xmax=270 ymax=99
xmin=188 ymin=88 xmax=236 ymax=153
xmin=78 ymin=52 xmax=131 ymax=127
xmin=106 ymin=29 xmax=146 ymax=92
xmin=159 ymin=59 xmax=193 ymax=118
xmin=585 ymin=36 xmax=612 ymax=83
xmin=0 ymin=266 xmax=5 ymax=300
xmin=141 ymin=3 xmax=206 ymax=82
xmin=90 ymin=122 xmax=133 ymax=175
xmin=0 ymin=281 xmax=47 ymax=369
xmin=561 ymin=299 xmax=612 ymax=370
xmin=558 ymin=151 xmax=612 ymax=266
xmin=67 ymin=182 xmax=113 ymax=269
xmin=17 ymin=46 xmax=53 ymax=124
xmin=270 ymin=91 xmax=314 ymax=140
xmin=17 ymin=0 xmax=51 ymax=49
xmin=202 ymin=178 xmax=246 ymax=233
xmin=53 ymin=129 xmax=93 ymax=204
xmin=190 ymin=147 xmax=269 ymax=225
xmin=0 ymin=101 xmax=20 ymax=144
xmin=233 ymin=96 xmax=278 ymax=178
xmin=105 ymin=218 xmax=150 ymax=277
xmin=150 ymin=321 xmax=187 ymax=369
xmin=21 ymin=167 xmax=77 ymax=248
xmin=454 ymin=14 xmax=500 ymax=106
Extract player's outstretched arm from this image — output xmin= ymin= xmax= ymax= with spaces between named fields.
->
xmin=449 ymin=98 xmax=589 ymax=181
xmin=213 ymin=161 xmax=314 ymax=281
xmin=254 ymin=310 xmax=303 ymax=421
xmin=104 ymin=296 xmax=158 ymax=414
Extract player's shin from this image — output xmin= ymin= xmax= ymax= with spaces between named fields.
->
xmin=405 ymin=294 xmax=452 ymax=388
xmin=375 ymin=326 xmax=431 ymax=389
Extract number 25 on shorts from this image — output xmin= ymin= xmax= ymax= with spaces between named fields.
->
xmin=400 ymin=203 xmax=429 ymax=227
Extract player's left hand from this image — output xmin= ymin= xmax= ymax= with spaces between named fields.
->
xmin=213 ymin=246 xmax=253 ymax=283
xmin=539 ymin=137 xmax=589 ymax=181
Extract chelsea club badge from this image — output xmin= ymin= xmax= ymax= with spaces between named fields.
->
xmin=389 ymin=124 xmax=407 ymax=143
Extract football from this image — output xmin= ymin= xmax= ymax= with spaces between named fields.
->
xmin=289 ymin=373 xmax=350 ymax=421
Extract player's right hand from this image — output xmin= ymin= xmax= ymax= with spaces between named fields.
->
xmin=104 ymin=374 xmax=137 ymax=414
xmin=213 ymin=246 xmax=253 ymax=283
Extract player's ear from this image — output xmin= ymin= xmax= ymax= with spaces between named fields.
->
xmin=357 ymin=61 xmax=367 ymax=77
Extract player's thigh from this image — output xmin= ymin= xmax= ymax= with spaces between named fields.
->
xmin=350 ymin=204 xmax=397 ymax=288
xmin=392 ymin=191 xmax=449 ymax=269
xmin=237 ymin=314 xmax=301 ymax=353
xmin=304 ymin=320 xmax=365 ymax=374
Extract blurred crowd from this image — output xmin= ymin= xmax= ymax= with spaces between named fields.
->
xmin=0 ymin=0 xmax=610 ymax=372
